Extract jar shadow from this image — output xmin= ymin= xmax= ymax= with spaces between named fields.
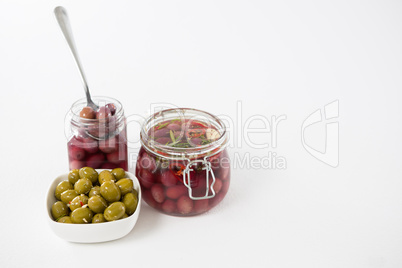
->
xmin=120 ymin=202 xmax=161 ymax=241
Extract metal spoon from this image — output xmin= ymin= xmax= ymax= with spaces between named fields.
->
xmin=54 ymin=6 xmax=98 ymax=111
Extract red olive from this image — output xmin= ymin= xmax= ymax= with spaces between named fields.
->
xmin=165 ymin=185 xmax=187 ymax=199
xmin=139 ymin=153 xmax=156 ymax=171
xmin=151 ymin=184 xmax=165 ymax=203
xmin=105 ymin=103 xmax=116 ymax=115
xmin=194 ymin=199 xmax=209 ymax=214
xmin=162 ymin=199 xmax=176 ymax=214
xmin=86 ymin=153 xmax=105 ymax=169
xmin=160 ymin=171 xmax=177 ymax=187
xmin=99 ymin=137 xmax=118 ymax=153
xmin=107 ymin=150 xmax=126 ymax=164
xmin=177 ymin=196 xmax=193 ymax=214
xmin=138 ymin=169 xmax=154 ymax=188
xmin=96 ymin=106 xmax=112 ymax=119
xmin=155 ymin=137 xmax=171 ymax=145
xmin=80 ymin=137 xmax=99 ymax=154
xmin=69 ymin=146 xmax=86 ymax=161
xmin=101 ymin=162 xmax=119 ymax=169
xmin=69 ymin=160 xmax=85 ymax=170
xmin=167 ymin=123 xmax=181 ymax=131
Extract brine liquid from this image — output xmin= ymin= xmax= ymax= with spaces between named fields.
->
xmin=67 ymin=129 xmax=128 ymax=171
xmin=136 ymin=119 xmax=230 ymax=216
xmin=148 ymin=119 xmax=219 ymax=148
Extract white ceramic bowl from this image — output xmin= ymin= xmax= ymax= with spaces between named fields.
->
xmin=46 ymin=170 xmax=141 ymax=243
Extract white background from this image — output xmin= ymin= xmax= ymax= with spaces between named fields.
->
xmin=1 ymin=0 xmax=401 ymax=267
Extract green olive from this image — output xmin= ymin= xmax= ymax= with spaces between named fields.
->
xmin=60 ymin=190 xmax=78 ymax=204
xmin=121 ymin=213 xmax=129 ymax=219
xmin=111 ymin=168 xmax=126 ymax=181
xmin=100 ymin=181 xmax=121 ymax=202
xmin=98 ymin=170 xmax=115 ymax=185
xmin=70 ymin=207 xmax=94 ymax=224
xmin=79 ymin=167 xmax=98 ymax=184
xmin=69 ymin=194 xmax=89 ymax=211
xmin=51 ymin=201 xmax=69 ymax=220
xmin=104 ymin=202 xmax=126 ymax=221
xmin=57 ymin=216 xmax=72 ymax=223
xmin=122 ymin=192 xmax=138 ymax=215
xmin=92 ymin=213 xmax=106 ymax=223
xmin=55 ymin=180 xmax=73 ymax=200
xmin=116 ymin=178 xmax=134 ymax=196
xmin=88 ymin=186 xmax=101 ymax=198
xmin=88 ymin=195 xmax=108 ymax=214
xmin=68 ymin=169 xmax=80 ymax=185
xmin=74 ymin=178 xmax=93 ymax=195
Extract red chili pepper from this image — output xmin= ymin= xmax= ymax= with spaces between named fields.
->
xmin=155 ymin=150 xmax=169 ymax=157
xmin=190 ymin=121 xmax=208 ymax=129
xmin=154 ymin=122 xmax=169 ymax=130
xmin=169 ymin=162 xmax=186 ymax=183
xmin=186 ymin=128 xmax=206 ymax=138
xmin=169 ymin=162 xmax=185 ymax=170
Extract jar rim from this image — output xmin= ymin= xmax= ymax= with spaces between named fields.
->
xmin=140 ymin=108 xmax=228 ymax=159
xmin=66 ymin=96 xmax=125 ymax=141
xmin=70 ymin=96 xmax=124 ymax=124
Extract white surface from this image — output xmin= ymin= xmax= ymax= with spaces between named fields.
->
xmin=1 ymin=0 xmax=402 ymax=267
xmin=46 ymin=170 xmax=141 ymax=243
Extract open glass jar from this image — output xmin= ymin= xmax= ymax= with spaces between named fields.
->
xmin=136 ymin=108 xmax=230 ymax=216
xmin=66 ymin=96 xmax=128 ymax=170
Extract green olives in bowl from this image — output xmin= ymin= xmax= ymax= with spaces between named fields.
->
xmin=46 ymin=168 xmax=142 ymax=243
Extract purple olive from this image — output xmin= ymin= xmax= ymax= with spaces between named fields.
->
xmin=105 ymin=103 xmax=116 ymax=115
xmin=107 ymin=148 xmax=127 ymax=164
xmin=99 ymin=137 xmax=118 ymax=154
xmin=153 ymin=128 xmax=170 ymax=138
xmin=189 ymin=138 xmax=202 ymax=146
xmin=70 ymin=160 xmax=85 ymax=170
xmin=167 ymin=123 xmax=181 ymax=131
xmin=101 ymin=162 xmax=119 ymax=169
xmin=96 ymin=106 xmax=112 ymax=119
xmin=139 ymin=153 xmax=156 ymax=171
xmin=86 ymin=153 xmax=105 ymax=169
xmin=69 ymin=146 xmax=86 ymax=161
xmin=155 ymin=137 xmax=171 ymax=145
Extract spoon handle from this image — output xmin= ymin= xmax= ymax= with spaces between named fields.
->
xmin=54 ymin=6 xmax=97 ymax=109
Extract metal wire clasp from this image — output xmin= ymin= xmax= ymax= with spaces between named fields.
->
xmin=183 ymin=158 xmax=216 ymax=200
